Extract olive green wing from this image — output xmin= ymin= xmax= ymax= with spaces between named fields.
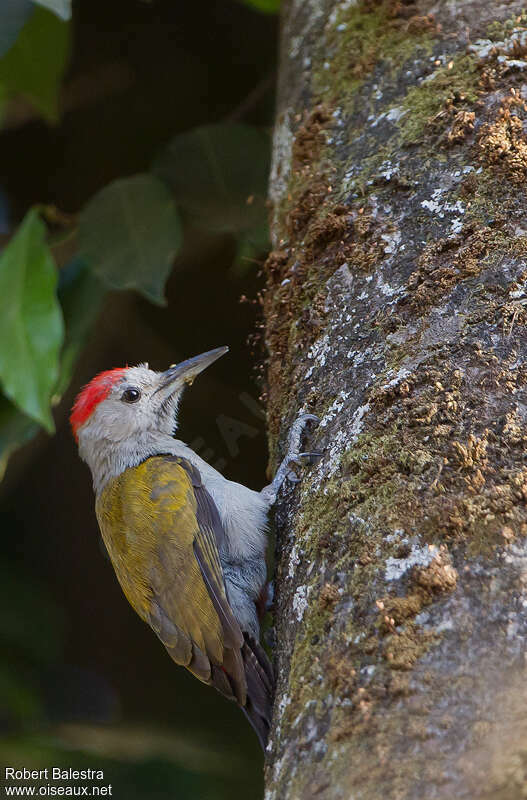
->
xmin=96 ymin=454 xmax=246 ymax=703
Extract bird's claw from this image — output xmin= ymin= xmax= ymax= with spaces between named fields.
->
xmin=285 ymin=413 xmax=320 ymax=455
xmin=284 ymin=418 xmax=323 ymax=482
xmin=261 ymin=412 xmax=323 ymax=505
xmin=290 ymin=414 xmax=319 ymax=440
xmin=297 ymin=451 xmax=324 ymax=465
xmin=299 ymin=413 xmax=319 ymax=424
xmin=285 ymin=453 xmax=323 ymax=484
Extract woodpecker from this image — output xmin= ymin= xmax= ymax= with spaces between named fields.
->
xmin=70 ymin=347 xmax=318 ymax=748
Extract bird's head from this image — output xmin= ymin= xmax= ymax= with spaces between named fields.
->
xmin=70 ymin=347 xmax=228 ymax=455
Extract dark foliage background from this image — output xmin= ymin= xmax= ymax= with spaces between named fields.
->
xmin=0 ymin=1 xmax=278 ymax=797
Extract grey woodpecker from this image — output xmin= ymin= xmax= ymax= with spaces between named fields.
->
xmin=70 ymin=347 xmax=319 ymax=748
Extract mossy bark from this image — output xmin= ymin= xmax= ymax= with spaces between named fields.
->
xmin=264 ymin=1 xmax=527 ymax=798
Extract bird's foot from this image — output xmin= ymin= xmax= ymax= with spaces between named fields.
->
xmin=261 ymin=413 xmax=321 ymax=506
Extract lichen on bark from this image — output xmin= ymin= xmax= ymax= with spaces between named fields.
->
xmin=264 ymin=1 xmax=527 ymax=798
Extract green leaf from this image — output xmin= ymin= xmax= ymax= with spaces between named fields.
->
xmin=0 ymin=209 xmax=64 ymax=432
xmin=0 ymin=398 xmax=39 ymax=481
xmin=78 ymin=174 xmax=183 ymax=304
xmin=0 ymin=0 xmax=33 ymax=58
xmin=0 ymin=6 xmax=70 ymax=122
xmin=32 ymin=0 xmax=71 ymax=21
xmin=56 ymin=257 xmax=106 ymax=396
xmin=153 ymin=124 xmax=270 ymax=235
xmin=236 ymin=0 xmax=280 ymax=12
xmin=0 ymin=259 xmax=106 ymax=480
xmin=233 ymin=222 xmax=270 ymax=274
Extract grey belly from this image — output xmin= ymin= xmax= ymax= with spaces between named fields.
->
xmin=221 ymin=556 xmax=267 ymax=639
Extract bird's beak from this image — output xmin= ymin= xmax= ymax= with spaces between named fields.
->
xmin=155 ymin=346 xmax=229 ymax=395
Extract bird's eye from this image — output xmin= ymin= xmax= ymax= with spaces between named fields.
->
xmin=121 ymin=387 xmax=141 ymax=403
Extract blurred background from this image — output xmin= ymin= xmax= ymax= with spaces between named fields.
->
xmin=0 ymin=1 xmax=278 ymax=797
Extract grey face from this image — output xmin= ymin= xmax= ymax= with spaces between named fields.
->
xmin=77 ymin=348 xmax=228 ymax=449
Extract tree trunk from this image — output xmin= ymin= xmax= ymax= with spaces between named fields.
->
xmin=264 ymin=1 xmax=527 ymax=798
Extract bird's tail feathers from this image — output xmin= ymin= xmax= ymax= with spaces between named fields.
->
xmin=241 ymin=633 xmax=274 ymax=750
